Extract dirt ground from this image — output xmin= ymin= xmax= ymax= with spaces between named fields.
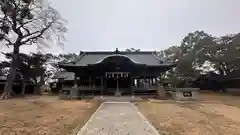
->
xmin=0 ymin=96 xmax=100 ymax=135
xmin=137 ymin=92 xmax=240 ymax=135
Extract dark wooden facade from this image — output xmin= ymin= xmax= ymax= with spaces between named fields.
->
xmin=58 ymin=49 xmax=175 ymax=96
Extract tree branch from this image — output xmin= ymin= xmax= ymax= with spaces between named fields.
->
xmin=3 ymin=36 xmax=13 ymax=46
xmin=16 ymin=16 xmax=48 ymax=37
xmin=21 ymin=21 xmax=54 ymax=44
xmin=1 ymin=15 xmax=13 ymax=25
xmin=17 ymin=24 xmax=30 ymax=36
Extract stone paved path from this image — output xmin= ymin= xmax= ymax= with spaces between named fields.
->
xmin=77 ymin=102 xmax=160 ymax=135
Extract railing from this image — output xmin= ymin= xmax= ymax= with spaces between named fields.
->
xmin=77 ymin=86 xmax=102 ymax=91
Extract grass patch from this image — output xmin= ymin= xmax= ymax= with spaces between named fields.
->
xmin=0 ymin=96 xmax=101 ymax=135
xmin=137 ymin=93 xmax=240 ymax=135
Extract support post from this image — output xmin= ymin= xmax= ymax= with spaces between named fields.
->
xmin=89 ymin=76 xmax=91 ymax=88
xmin=144 ymin=76 xmax=146 ymax=89
xmin=104 ymin=74 xmax=107 ymax=97
xmin=116 ymin=74 xmax=119 ymax=93
xmin=150 ymin=77 xmax=153 ymax=88
xmin=137 ymin=79 xmax=140 ymax=88
xmin=150 ymin=78 xmax=152 ymax=88
xmin=101 ymin=76 xmax=103 ymax=97
xmin=115 ymin=73 xmax=121 ymax=96
xmin=74 ymin=76 xmax=78 ymax=86
xmin=92 ymin=76 xmax=95 ymax=88
xmin=147 ymin=78 xmax=149 ymax=89
xmin=92 ymin=76 xmax=95 ymax=96
xmin=131 ymin=75 xmax=134 ymax=98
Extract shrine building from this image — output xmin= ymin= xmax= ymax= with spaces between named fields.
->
xmin=57 ymin=49 xmax=176 ymax=96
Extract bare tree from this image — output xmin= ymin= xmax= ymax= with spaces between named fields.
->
xmin=0 ymin=0 xmax=67 ymax=99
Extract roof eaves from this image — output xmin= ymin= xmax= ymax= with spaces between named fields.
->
xmin=58 ymin=63 xmax=80 ymax=68
xmin=82 ymin=51 xmax=156 ymax=55
xmin=147 ymin=63 xmax=176 ymax=67
xmin=95 ymin=54 xmax=142 ymax=64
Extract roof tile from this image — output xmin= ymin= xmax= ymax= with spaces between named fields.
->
xmin=74 ymin=52 xmax=173 ymax=66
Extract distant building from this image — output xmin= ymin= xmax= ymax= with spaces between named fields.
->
xmin=0 ymin=73 xmax=35 ymax=94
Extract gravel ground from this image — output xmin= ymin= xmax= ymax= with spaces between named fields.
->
xmin=78 ymin=102 xmax=160 ymax=135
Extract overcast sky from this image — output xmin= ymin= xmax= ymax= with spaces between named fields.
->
xmin=1 ymin=0 xmax=240 ymax=60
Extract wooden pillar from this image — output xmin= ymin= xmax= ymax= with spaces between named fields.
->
xmin=147 ymin=78 xmax=150 ymax=89
xmin=139 ymin=78 xmax=141 ymax=88
xmin=104 ymin=74 xmax=107 ymax=93
xmin=148 ymin=78 xmax=151 ymax=88
xmin=89 ymin=76 xmax=91 ymax=88
xmin=153 ymin=78 xmax=156 ymax=86
xmin=137 ymin=79 xmax=140 ymax=88
xmin=129 ymin=75 xmax=132 ymax=89
xmin=116 ymin=74 xmax=119 ymax=92
xmin=101 ymin=76 xmax=103 ymax=96
xmin=92 ymin=77 xmax=95 ymax=88
xmin=74 ymin=75 xmax=77 ymax=86
xmin=130 ymin=75 xmax=134 ymax=96
xmin=144 ymin=76 xmax=146 ymax=89
xmin=73 ymin=75 xmax=79 ymax=99
xmin=150 ymin=78 xmax=153 ymax=88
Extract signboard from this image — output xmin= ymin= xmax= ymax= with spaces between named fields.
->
xmin=183 ymin=92 xmax=192 ymax=97
xmin=105 ymin=72 xmax=129 ymax=78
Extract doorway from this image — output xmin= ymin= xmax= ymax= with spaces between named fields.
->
xmin=104 ymin=72 xmax=130 ymax=95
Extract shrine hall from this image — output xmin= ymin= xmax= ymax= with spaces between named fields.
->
xmin=57 ymin=49 xmax=176 ymax=96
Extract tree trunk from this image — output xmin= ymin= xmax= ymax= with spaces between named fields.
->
xmin=34 ymin=85 xmax=40 ymax=94
xmin=34 ymin=79 xmax=39 ymax=94
xmin=218 ymin=68 xmax=225 ymax=77
xmin=1 ymin=51 xmax=19 ymax=100
xmin=21 ymin=80 xmax=26 ymax=95
xmin=34 ymin=75 xmax=44 ymax=94
xmin=156 ymin=78 xmax=166 ymax=98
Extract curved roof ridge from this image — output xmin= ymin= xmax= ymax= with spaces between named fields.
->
xmin=95 ymin=54 xmax=141 ymax=64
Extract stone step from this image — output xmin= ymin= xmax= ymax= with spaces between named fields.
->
xmin=94 ymin=96 xmax=142 ymax=102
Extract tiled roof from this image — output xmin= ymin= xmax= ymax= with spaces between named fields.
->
xmin=61 ymin=51 xmax=175 ymax=67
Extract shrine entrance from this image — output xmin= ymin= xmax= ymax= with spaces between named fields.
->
xmin=104 ymin=72 xmax=131 ymax=96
